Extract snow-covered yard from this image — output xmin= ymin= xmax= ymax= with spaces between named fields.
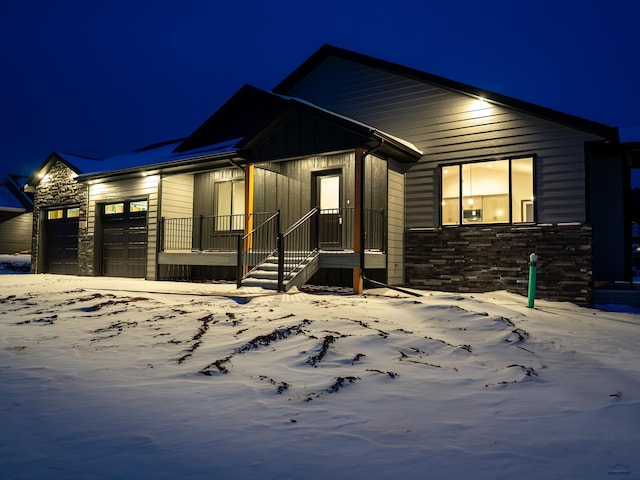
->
xmin=1 ymin=273 xmax=638 ymax=479
xmin=0 ymin=253 xmax=30 ymax=273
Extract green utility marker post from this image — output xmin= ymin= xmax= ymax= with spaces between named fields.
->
xmin=527 ymin=253 xmax=538 ymax=308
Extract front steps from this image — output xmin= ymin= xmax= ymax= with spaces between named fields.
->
xmin=241 ymin=252 xmax=319 ymax=291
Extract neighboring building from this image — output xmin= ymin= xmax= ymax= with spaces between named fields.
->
xmin=0 ymin=173 xmax=33 ymax=254
xmin=24 ymin=46 xmax=635 ymax=305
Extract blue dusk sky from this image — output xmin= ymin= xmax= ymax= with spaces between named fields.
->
xmin=1 ymin=0 xmax=639 ymax=178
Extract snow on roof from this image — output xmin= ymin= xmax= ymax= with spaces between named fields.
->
xmin=75 ymin=138 xmax=240 ymax=179
xmin=56 ymin=152 xmax=104 ymax=173
xmin=0 ymin=174 xmax=31 ymax=211
xmin=0 ymin=184 xmax=25 ymax=211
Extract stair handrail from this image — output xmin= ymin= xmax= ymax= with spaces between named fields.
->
xmin=236 ymin=211 xmax=280 ymax=287
xmin=282 ymin=207 xmax=319 ymax=236
xmin=278 ymin=207 xmax=319 ymax=291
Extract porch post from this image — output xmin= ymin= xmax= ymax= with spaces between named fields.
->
xmin=353 ymin=148 xmax=364 ymax=294
xmin=243 ymin=164 xmax=255 ymax=274
xmin=244 ymin=164 xmax=255 ymax=235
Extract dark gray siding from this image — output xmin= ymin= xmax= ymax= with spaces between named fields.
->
xmin=255 ymin=153 xmax=356 ymax=229
xmin=193 ymin=168 xmax=244 ymax=217
xmin=254 ymin=152 xmax=387 ymax=231
xmin=283 ymin=56 xmax=603 ymax=228
xmin=0 ymin=212 xmax=32 ymax=253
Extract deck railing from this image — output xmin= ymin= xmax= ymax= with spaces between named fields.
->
xmin=315 ymin=207 xmax=385 ymax=251
xmin=159 ymin=213 xmax=274 ymax=252
xmin=236 ymin=211 xmax=280 ymax=287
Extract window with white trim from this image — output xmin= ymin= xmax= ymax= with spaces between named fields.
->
xmin=441 ymin=157 xmax=534 ymax=225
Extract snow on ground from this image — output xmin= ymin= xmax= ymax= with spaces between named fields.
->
xmin=0 ymin=254 xmax=30 ymax=273
xmin=0 ymin=274 xmax=638 ymax=479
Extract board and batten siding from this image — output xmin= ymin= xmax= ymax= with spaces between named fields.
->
xmin=161 ymin=173 xmax=194 ymax=219
xmin=255 ymin=152 xmax=357 ymax=230
xmin=88 ymin=176 xmax=159 ymax=280
xmin=193 ymin=168 xmax=244 ymax=217
xmin=387 ymin=162 xmax=404 ymax=285
xmin=283 ymin=56 xmax=603 ymax=228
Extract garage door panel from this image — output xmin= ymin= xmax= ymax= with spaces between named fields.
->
xmin=45 ymin=208 xmax=79 ymax=274
xmin=102 ymin=202 xmax=148 ymax=278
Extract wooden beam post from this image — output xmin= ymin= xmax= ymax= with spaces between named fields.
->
xmin=243 ymin=164 xmax=255 ymax=274
xmin=353 ymin=148 xmax=364 ymax=294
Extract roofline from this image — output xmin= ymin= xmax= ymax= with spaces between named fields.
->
xmin=25 ymin=151 xmax=102 ymax=191
xmin=234 ymin=94 xmax=422 ymax=162
xmin=0 ymin=206 xmax=27 ymax=213
xmin=1 ymin=174 xmax=33 ymax=209
xmin=75 ymin=150 xmax=241 ymax=183
xmin=274 ymin=44 xmax=619 ymax=142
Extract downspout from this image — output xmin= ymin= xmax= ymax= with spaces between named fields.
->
xmin=360 ymin=138 xmax=422 ymax=297
xmin=155 ymin=172 xmax=164 ymax=281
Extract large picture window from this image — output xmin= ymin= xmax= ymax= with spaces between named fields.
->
xmin=441 ymin=157 xmax=534 ymax=225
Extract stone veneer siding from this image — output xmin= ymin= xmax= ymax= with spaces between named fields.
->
xmin=31 ymin=161 xmax=91 ymax=275
xmin=405 ymin=224 xmax=592 ymax=305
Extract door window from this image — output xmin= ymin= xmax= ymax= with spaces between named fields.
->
xmin=319 ymin=175 xmax=340 ymax=212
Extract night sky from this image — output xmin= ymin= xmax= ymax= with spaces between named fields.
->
xmin=1 ymin=0 xmax=639 ymax=178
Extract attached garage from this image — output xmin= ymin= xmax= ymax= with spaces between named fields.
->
xmin=44 ymin=207 xmax=80 ymax=274
xmin=100 ymin=200 xmax=148 ymax=277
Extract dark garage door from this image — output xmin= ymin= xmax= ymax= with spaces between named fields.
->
xmin=102 ymin=200 xmax=148 ymax=278
xmin=45 ymin=207 xmax=79 ymax=274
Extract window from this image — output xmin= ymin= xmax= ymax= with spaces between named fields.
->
xmin=130 ymin=200 xmax=148 ymax=212
xmin=215 ymin=180 xmax=245 ymax=230
xmin=67 ymin=208 xmax=80 ymax=218
xmin=47 ymin=209 xmax=64 ymax=220
xmin=441 ymin=157 xmax=534 ymax=225
xmin=105 ymin=203 xmax=125 ymax=215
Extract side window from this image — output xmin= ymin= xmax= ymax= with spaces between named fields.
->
xmin=215 ymin=180 xmax=245 ymax=230
xmin=441 ymin=157 xmax=534 ymax=225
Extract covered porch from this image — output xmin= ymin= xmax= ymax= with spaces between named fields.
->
xmin=157 ymin=206 xmax=387 ymax=291
xmin=153 ymin=85 xmax=422 ymax=290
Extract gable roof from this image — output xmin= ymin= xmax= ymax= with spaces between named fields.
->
xmin=0 ymin=174 xmax=33 ymax=212
xmin=235 ymin=91 xmax=422 ymax=162
xmin=178 ymin=84 xmax=421 ymax=163
xmin=72 ymin=85 xmax=422 ymax=182
xmin=175 ymin=85 xmax=284 ymax=153
xmin=24 ymin=152 xmax=104 ymax=191
xmin=274 ymin=45 xmax=619 ymax=142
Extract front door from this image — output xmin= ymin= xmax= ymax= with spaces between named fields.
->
xmin=316 ymin=173 xmax=342 ymax=250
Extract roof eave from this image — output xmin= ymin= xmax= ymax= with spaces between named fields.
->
xmin=76 ymin=151 xmax=241 ymax=183
xmin=0 ymin=206 xmax=27 ymax=213
xmin=372 ymin=132 xmax=422 ymax=160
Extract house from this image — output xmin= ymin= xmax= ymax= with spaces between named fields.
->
xmin=24 ymin=45 xmax=634 ymax=305
xmin=26 ymin=86 xmax=421 ymax=292
xmin=0 ymin=173 xmax=33 ymax=254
